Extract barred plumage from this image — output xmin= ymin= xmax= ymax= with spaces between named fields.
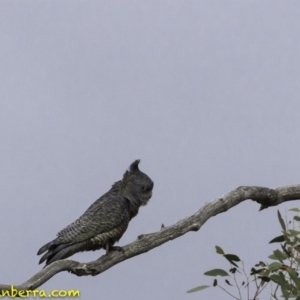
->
xmin=37 ymin=160 xmax=154 ymax=266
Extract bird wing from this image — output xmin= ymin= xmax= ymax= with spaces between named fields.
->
xmin=55 ymin=191 xmax=129 ymax=244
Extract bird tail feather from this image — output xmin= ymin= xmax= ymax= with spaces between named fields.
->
xmin=37 ymin=241 xmax=52 ymax=255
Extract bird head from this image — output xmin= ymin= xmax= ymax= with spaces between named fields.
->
xmin=122 ymin=160 xmax=154 ymax=206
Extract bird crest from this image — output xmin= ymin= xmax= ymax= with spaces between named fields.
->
xmin=129 ymin=159 xmax=140 ymax=172
xmin=121 ymin=159 xmax=142 ymax=192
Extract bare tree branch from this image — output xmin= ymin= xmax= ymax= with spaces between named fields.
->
xmin=1 ymin=184 xmax=300 ymax=294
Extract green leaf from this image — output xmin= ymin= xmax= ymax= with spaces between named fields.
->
xmin=215 ymin=246 xmax=224 ymax=255
xmin=268 ymin=254 xmax=280 ymax=260
xmin=272 ymin=271 xmax=291 ymax=293
xmin=226 ymin=260 xmax=238 ymax=267
xmin=204 ymin=269 xmax=229 ymax=277
xmin=225 ymin=279 xmax=233 ymax=286
xmin=187 ymin=285 xmax=210 ymax=293
xmin=293 ymin=237 xmax=300 ymax=245
xmin=269 ymin=273 xmax=288 ymax=287
xmin=224 ymin=254 xmax=240 ymax=267
xmin=224 ymin=254 xmax=241 ymax=261
xmin=268 ymin=262 xmax=282 ymax=272
xmin=278 ymin=270 xmax=286 ymax=281
xmin=278 ymin=210 xmax=286 ymax=232
xmin=294 ymin=216 xmax=300 ymax=222
xmin=289 ymin=208 xmax=300 ymax=212
xmin=281 ymin=286 xmax=291 ymax=299
xmin=289 ymin=229 xmax=300 ymax=236
xmin=286 ymin=267 xmax=300 ymax=291
xmin=281 ymin=245 xmax=292 ymax=258
xmin=213 ymin=279 xmax=217 ymax=287
xmin=269 ymin=235 xmax=286 ymax=243
xmin=294 ymin=258 xmax=300 ymax=265
xmin=273 ymin=249 xmax=287 ymax=262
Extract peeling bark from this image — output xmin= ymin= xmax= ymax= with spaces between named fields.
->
xmin=1 ymin=184 xmax=299 ymax=294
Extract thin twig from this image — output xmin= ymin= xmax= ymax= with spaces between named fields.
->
xmin=217 ymin=284 xmax=240 ymax=300
xmin=241 ymin=261 xmax=250 ymax=300
xmin=232 ymin=268 xmax=243 ymax=300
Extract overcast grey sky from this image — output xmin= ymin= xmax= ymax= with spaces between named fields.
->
xmin=1 ymin=1 xmax=300 ymax=299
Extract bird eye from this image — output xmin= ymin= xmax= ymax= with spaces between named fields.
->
xmin=142 ymin=186 xmax=150 ymax=192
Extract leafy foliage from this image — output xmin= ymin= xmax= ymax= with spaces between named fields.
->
xmin=187 ymin=209 xmax=300 ymax=299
